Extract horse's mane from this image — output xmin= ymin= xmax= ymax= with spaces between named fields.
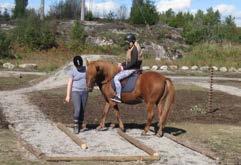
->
xmin=89 ymin=60 xmax=119 ymax=84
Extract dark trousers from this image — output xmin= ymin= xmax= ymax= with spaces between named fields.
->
xmin=72 ymin=91 xmax=88 ymax=123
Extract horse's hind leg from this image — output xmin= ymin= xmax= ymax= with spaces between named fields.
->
xmin=157 ymin=101 xmax=165 ymax=137
xmin=157 ymin=100 xmax=172 ymax=137
xmin=142 ymin=103 xmax=154 ymax=135
xmin=113 ymin=105 xmax=125 ymax=131
xmin=97 ymin=102 xmax=110 ymax=130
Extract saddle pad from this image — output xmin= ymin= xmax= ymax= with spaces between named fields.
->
xmin=111 ymin=73 xmax=139 ymax=93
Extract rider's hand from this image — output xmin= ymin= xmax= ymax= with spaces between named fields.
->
xmin=118 ymin=63 xmax=123 ymax=72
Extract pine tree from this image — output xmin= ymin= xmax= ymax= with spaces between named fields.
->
xmin=130 ymin=0 xmax=158 ymax=25
xmin=13 ymin=0 xmax=28 ymax=18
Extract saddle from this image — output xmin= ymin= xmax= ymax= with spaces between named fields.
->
xmin=111 ymin=70 xmax=142 ymax=93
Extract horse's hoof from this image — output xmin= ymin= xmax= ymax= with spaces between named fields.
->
xmin=96 ymin=126 xmax=108 ymax=131
xmin=156 ymin=131 xmax=164 ymax=137
xmin=110 ymin=123 xmax=115 ymax=129
xmin=141 ymin=131 xmax=148 ymax=136
xmin=119 ymin=127 xmax=126 ymax=132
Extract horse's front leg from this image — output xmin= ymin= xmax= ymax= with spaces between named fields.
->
xmin=113 ymin=104 xmax=125 ymax=131
xmin=142 ymin=103 xmax=154 ymax=135
xmin=97 ymin=102 xmax=110 ymax=130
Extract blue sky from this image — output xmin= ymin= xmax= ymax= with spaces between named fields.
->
xmin=1 ymin=0 xmax=241 ymax=25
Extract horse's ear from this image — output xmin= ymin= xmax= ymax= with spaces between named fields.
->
xmin=86 ymin=59 xmax=89 ymax=66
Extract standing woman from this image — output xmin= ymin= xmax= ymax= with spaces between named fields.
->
xmin=65 ymin=55 xmax=88 ymax=134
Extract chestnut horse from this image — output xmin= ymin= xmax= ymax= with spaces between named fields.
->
xmin=86 ymin=60 xmax=175 ymax=137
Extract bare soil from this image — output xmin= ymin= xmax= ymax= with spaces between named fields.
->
xmin=28 ymin=87 xmax=241 ymax=126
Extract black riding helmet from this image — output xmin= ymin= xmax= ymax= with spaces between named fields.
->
xmin=73 ymin=55 xmax=83 ymax=68
xmin=125 ymin=33 xmax=136 ymax=43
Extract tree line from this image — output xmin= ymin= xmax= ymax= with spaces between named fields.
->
xmin=1 ymin=0 xmax=241 ymax=59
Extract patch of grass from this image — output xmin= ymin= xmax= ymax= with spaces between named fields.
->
xmin=81 ymin=44 xmax=124 ymax=55
xmin=168 ymin=122 xmax=241 ymax=163
xmin=0 ymin=129 xmax=40 ymax=165
xmin=0 ymin=75 xmax=41 ymax=91
xmin=6 ymin=44 xmax=72 ymax=72
xmin=179 ymin=42 xmax=241 ymax=68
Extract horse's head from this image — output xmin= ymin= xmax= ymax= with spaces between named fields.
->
xmin=86 ymin=60 xmax=98 ymax=92
xmin=86 ymin=60 xmax=119 ymax=92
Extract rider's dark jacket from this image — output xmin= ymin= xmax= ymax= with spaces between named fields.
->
xmin=122 ymin=45 xmax=142 ymax=70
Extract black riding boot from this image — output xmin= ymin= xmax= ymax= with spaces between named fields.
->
xmin=73 ymin=120 xmax=80 ymax=134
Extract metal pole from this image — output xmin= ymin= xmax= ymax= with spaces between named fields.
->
xmin=40 ymin=0 xmax=45 ymax=20
xmin=81 ymin=0 xmax=85 ymax=21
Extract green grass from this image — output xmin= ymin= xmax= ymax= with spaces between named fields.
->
xmin=0 ymin=129 xmax=41 ymax=165
xmin=179 ymin=42 xmax=241 ymax=68
xmin=168 ymin=122 xmax=241 ymax=163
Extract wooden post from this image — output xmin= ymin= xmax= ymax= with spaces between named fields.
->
xmin=57 ymin=123 xmax=87 ymax=149
xmin=44 ymin=155 xmax=160 ymax=161
xmin=208 ymin=66 xmax=214 ymax=112
xmin=117 ymin=129 xmax=159 ymax=157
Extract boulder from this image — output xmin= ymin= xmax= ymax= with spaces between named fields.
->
xmin=169 ymin=65 xmax=178 ymax=70
xmin=86 ymin=36 xmax=113 ymax=46
xmin=19 ymin=63 xmax=37 ymax=70
xmin=3 ymin=63 xmax=15 ymax=70
xmin=238 ymin=68 xmax=241 ymax=73
xmin=191 ymin=65 xmax=198 ymax=70
xmin=219 ymin=67 xmax=228 ymax=72
xmin=160 ymin=65 xmax=168 ymax=71
xmin=212 ymin=66 xmax=218 ymax=71
xmin=229 ymin=67 xmax=237 ymax=72
xmin=200 ymin=66 xmax=209 ymax=72
xmin=142 ymin=66 xmax=150 ymax=70
xmin=151 ymin=65 xmax=159 ymax=70
xmin=151 ymin=42 xmax=167 ymax=59
xmin=180 ymin=66 xmax=189 ymax=70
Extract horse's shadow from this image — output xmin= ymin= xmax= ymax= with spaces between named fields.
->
xmin=86 ymin=122 xmax=186 ymax=136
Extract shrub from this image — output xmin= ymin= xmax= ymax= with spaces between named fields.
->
xmin=69 ymin=21 xmax=87 ymax=52
xmin=85 ymin=11 xmax=94 ymax=21
xmin=13 ymin=12 xmax=56 ymax=50
xmin=0 ymin=30 xmax=12 ymax=58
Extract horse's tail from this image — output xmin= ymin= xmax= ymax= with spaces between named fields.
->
xmin=160 ymin=78 xmax=175 ymax=113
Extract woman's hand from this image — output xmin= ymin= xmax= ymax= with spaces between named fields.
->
xmin=65 ymin=96 xmax=71 ymax=103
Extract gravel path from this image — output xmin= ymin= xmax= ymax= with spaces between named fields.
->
xmin=3 ymin=55 xmax=241 ymax=164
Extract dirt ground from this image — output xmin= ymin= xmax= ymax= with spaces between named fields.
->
xmin=0 ymin=75 xmax=41 ymax=91
xmin=28 ymin=85 xmax=241 ymax=126
xmin=28 ymin=84 xmax=241 ymax=163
